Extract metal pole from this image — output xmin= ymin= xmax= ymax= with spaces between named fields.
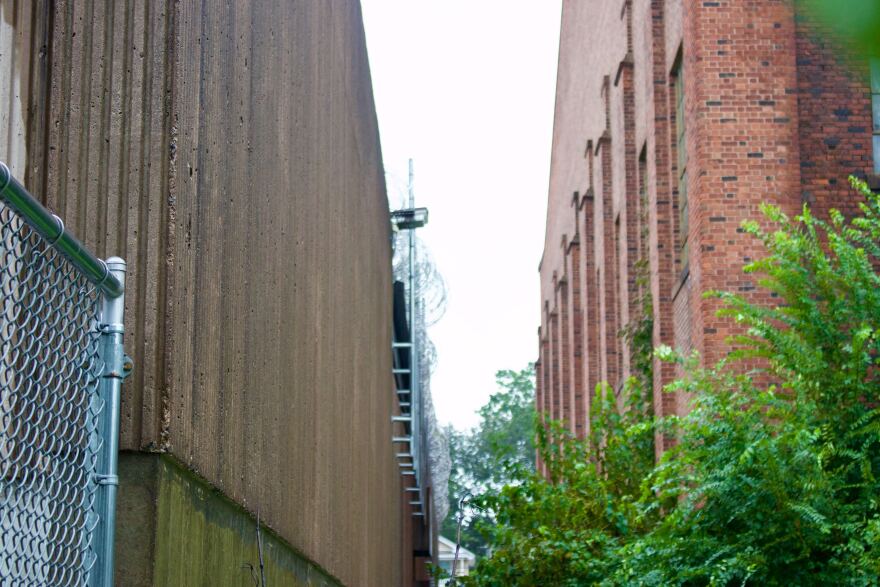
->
xmin=91 ymin=257 xmax=127 ymax=587
xmin=407 ymin=159 xmax=422 ymax=510
xmin=0 ymin=162 xmax=123 ymax=298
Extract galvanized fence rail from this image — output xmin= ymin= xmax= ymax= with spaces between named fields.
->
xmin=0 ymin=162 xmax=127 ymax=587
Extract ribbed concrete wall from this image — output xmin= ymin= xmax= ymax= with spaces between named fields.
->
xmin=167 ymin=3 xmax=403 ymax=584
xmin=1 ymin=2 xmax=409 ymax=585
xmin=117 ymin=453 xmax=342 ymax=587
xmin=0 ymin=0 xmax=32 ymax=179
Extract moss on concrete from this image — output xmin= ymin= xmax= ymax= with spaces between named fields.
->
xmin=116 ymin=452 xmax=342 ymax=587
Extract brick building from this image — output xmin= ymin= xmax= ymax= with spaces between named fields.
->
xmin=536 ymin=0 xmax=879 ymax=464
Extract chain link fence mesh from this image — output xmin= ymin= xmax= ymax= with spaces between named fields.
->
xmin=0 ymin=202 xmax=103 ymax=586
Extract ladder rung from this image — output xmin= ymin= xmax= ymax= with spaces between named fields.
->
xmin=396 ymin=453 xmax=413 ymax=459
xmin=392 ymin=342 xmax=413 ymax=349
xmin=412 ymin=512 xmax=425 ymax=517
xmin=392 ymin=369 xmax=411 ymax=375
xmin=392 ymin=436 xmax=412 ymax=443
xmin=401 ymin=471 xmax=416 ymax=476
xmin=399 ymin=463 xmax=414 ymax=468
xmin=405 ymin=487 xmax=421 ymax=493
xmin=409 ymin=501 xmax=422 ymax=506
xmin=392 ymin=416 xmax=412 ymax=423
xmin=397 ymin=389 xmax=411 ymax=395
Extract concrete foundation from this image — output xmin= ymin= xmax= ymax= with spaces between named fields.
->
xmin=116 ymin=452 xmax=340 ymax=587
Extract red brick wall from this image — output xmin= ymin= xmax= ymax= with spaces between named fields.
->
xmin=537 ymin=0 xmax=874 ymax=467
xmin=645 ymin=0 xmax=681 ymax=457
xmin=794 ymin=14 xmax=875 ymax=220
xmin=535 ymin=351 xmax=544 ymax=474
xmin=567 ymin=236 xmax=586 ymax=437
xmin=580 ymin=189 xmax=600 ymax=439
xmin=682 ymin=0 xmax=804 ymax=368
xmin=559 ymin=273 xmax=573 ymax=433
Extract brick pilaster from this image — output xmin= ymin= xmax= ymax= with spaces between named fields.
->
xmin=682 ymin=0 xmax=803 ymax=368
xmin=597 ymin=131 xmax=620 ymax=392
xmin=567 ymin=227 xmax=585 ymax=438
xmin=558 ymin=270 xmax=572 ymax=432
xmin=648 ymin=0 xmax=680 ymax=456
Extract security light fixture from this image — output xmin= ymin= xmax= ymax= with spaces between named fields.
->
xmin=390 ymin=207 xmax=429 ymax=230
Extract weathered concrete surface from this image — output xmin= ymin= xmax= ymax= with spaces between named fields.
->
xmin=3 ymin=1 xmax=412 ymax=585
xmin=0 ymin=0 xmax=44 ymax=179
xmin=116 ymin=452 xmax=340 ymax=587
xmin=165 ymin=3 xmax=403 ymax=584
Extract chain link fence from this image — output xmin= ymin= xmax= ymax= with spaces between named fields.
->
xmin=0 ymin=162 xmax=127 ymax=587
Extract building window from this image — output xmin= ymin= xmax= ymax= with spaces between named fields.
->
xmin=638 ymin=146 xmax=648 ymax=264
xmin=872 ymin=58 xmax=880 ymax=175
xmin=674 ymin=60 xmax=688 ymax=267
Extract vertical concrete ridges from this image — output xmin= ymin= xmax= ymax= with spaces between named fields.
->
xmin=25 ymin=0 xmax=176 ymax=453
xmin=5 ymin=1 xmax=411 ymax=584
xmin=167 ymin=3 xmax=401 ymax=584
xmin=0 ymin=0 xmax=37 ymax=179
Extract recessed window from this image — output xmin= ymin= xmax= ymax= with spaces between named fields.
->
xmin=674 ymin=59 xmax=688 ymax=267
xmin=638 ymin=146 xmax=648 ymax=263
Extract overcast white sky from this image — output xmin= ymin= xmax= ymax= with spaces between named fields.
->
xmin=361 ymin=1 xmax=563 ymax=430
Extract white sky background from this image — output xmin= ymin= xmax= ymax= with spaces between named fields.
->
xmin=361 ymin=1 xmax=563 ymax=430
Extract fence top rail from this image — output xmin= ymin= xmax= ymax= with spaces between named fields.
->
xmin=0 ymin=161 xmax=123 ymax=298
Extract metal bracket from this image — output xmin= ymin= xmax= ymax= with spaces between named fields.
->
xmin=99 ymin=323 xmax=125 ymax=335
xmin=95 ymin=474 xmax=119 ymax=487
xmin=121 ymin=354 xmax=134 ymax=379
xmin=100 ymin=336 xmax=132 ymax=380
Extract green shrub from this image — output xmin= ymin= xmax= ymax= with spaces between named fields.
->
xmin=463 ymin=180 xmax=880 ymax=586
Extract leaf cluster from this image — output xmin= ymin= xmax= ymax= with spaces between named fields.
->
xmin=462 ymin=180 xmax=880 ymax=586
xmin=443 ymin=366 xmax=538 ymax=557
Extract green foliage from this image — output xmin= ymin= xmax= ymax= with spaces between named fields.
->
xmin=475 ymin=368 xmax=538 ymax=472
xmin=619 ymin=256 xmax=655 ymax=391
xmin=462 ymin=376 xmax=655 ymax=586
xmin=799 ymin=0 xmax=880 ymax=59
xmin=443 ymin=366 xmax=537 ymax=557
xmin=463 ymin=180 xmax=880 ymax=585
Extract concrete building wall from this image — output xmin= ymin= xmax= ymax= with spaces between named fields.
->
xmin=165 ymin=5 xmax=402 ymax=585
xmin=0 ymin=0 xmax=32 ymax=180
xmin=116 ymin=453 xmax=342 ymax=587
xmin=537 ymin=0 xmax=876 ymax=462
xmin=1 ymin=1 xmax=420 ymax=585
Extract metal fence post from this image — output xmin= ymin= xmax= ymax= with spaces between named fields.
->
xmin=90 ymin=257 xmax=127 ymax=587
xmin=0 ymin=162 xmax=130 ymax=586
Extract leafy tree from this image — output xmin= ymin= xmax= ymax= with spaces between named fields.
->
xmin=462 ymin=179 xmax=880 ymax=585
xmin=443 ymin=366 xmax=537 ymax=557
xmin=472 ymin=368 xmax=537 ymax=473
xmin=465 ymin=376 xmax=655 ymax=586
